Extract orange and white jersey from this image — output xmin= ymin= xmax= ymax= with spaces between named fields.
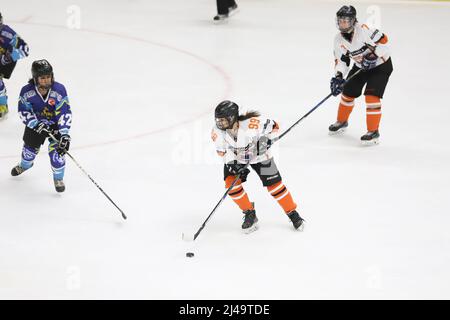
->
xmin=211 ymin=116 xmax=280 ymax=164
xmin=334 ymin=22 xmax=390 ymax=75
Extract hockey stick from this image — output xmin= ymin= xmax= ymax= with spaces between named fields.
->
xmin=184 ymin=69 xmax=361 ymax=241
xmin=48 ymin=132 xmax=127 ymax=220
xmin=182 ymin=164 xmax=249 ymax=241
xmin=273 ymin=68 xmax=362 ymax=143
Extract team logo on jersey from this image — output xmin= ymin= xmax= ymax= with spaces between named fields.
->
xmin=48 ymin=98 xmax=56 ymax=106
xmin=50 ymin=91 xmax=63 ymax=101
xmin=41 ymin=106 xmax=55 ymax=119
xmin=232 ymin=143 xmax=252 ymax=155
xmin=350 ymin=44 xmax=376 ymax=64
xmin=350 ymin=46 xmax=368 ymax=57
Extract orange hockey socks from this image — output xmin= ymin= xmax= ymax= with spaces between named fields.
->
xmin=267 ymin=181 xmax=297 ymax=214
xmin=225 ymin=176 xmax=253 ymax=211
xmin=365 ymin=95 xmax=382 ymax=132
xmin=337 ymin=94 xmax=355 ymax=123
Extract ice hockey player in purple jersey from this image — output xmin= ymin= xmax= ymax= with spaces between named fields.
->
xmin=11 ymin=60 xmax=72 ymax=193
xmin=0 ymin=12 xmax=29 ymax=119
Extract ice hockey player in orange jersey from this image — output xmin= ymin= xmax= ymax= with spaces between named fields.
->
xmin=211 ymin=100 xmax=305 ymax=233
xmin=329 ymin=5 xmax=393 ymax=145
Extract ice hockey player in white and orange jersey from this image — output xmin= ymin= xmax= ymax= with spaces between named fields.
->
xmin=329 ymin=5 xmax=393 ymax=145
xmin=211 ymin=100 xmax=305 ymax=233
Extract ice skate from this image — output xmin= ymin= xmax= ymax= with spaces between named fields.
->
xmin=54 ymin=179 xmax=65 ymax=193
xmin=361 ymin=130 xmax=380 ymax=146
xmin=11 ymin=164 xmax=32 ymax=176
xmin=242 ymin=205 xmax=258 ymax=234
xmin=287 ymin=210 xmax=305 ymax=231
xmin=328 ymin=121 xmax=348 ymax=135
xmin=213 ymin=14 xmax=228 ymax=23
xmin=213 ymin=4 xmax=238 ymax=23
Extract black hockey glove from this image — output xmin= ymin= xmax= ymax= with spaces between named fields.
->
xmin=330 ymin=72 xmax=346 ymax=96
xmin=226 ymin=161 xmax=250 ymax=176
xmin=361 ymin=52 xmax=378 ymax=71
xmin=256 ymin=136 xmax=272 ymax=154
xmin=34 ymin=120 xmax=51 ymax=136
xmin=56 ymin=134 xmax=71 ymax=156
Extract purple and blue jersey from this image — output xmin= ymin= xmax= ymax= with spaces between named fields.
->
xmin=18 ymin=81 xmax=72 ymax=135
xmin=0 ymin=24 xmax=29 ymax=64
xmin=0 ymin=24 xmax=18 ymax=55
xmin=1 ymin=24 xmax=29 ymax=106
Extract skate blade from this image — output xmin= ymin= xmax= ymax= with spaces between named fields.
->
xmin=361 ymin=138 xmax=379 ymax=146
xmin=213 ymin=17 xmax=229 ymax=24
xmin=328 ymin=128 xmax=346 ymax=136
xmin=295 ymin=222 xmax=305 ymax=232
xmin=243 ymin=223 xmax=259 ymax=234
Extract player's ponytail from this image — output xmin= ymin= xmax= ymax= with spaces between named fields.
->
xmin=238 ymin=111 xmax=261 ymax=121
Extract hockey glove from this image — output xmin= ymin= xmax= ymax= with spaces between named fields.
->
xmin=56 ymin=134 xmax=71 ymax=156
xmin=226 ymin=161 xmax=250 ymax=176
xmin=34 ymin=120 xmax=51 ymax=136
xmin=9 ymin=37 xmax=29 ymax=62
xmin=361 ymin=52 xmax=378 ymax=71
xmin=330 ymin=72 xmax=346 ymax=96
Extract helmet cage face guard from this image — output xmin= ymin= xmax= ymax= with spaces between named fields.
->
xmin=215 ymin=114 xmax=236 ymax=130
xmin=336 ymin=16 xmax=356 ymax=33
xmin=36 ymin=74 xmax=53 ymax=90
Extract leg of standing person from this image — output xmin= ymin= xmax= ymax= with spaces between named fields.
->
xmin=216 ymin=0 xmax=230 ymax=15
xmin=329 ymin=67 xmax=366 ymax=134
xmin=214 ymin=0 xmax=239 ymax=21
xmin=363 ymin=58 xmax=393 ymax=133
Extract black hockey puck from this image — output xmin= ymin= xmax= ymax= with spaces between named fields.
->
xmin=186 ymin=252 xmax=195 ymax=258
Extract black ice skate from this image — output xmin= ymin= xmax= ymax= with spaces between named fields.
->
xmin=11 ymin=164 xmax=32 ymax=176
xmin=213 ymin=4 xmax=239 ymax=23
xmin=287 ymin=210 xmax=305 ymax=231
xmin=242 ymin=205 xmax=258 ymax=234
xmin=213 ymin=14 xmax=228 ymax=22
xmin=54 ymin=179 xmax=65 ymax=193
xmin=328 ymin=121 xmax=348 ymax=135
xmin=361 ymin=130 xmax=380 ymax=146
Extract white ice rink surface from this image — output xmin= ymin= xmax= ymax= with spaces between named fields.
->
xmin=1 ymin=0 xmax=450 ymax=299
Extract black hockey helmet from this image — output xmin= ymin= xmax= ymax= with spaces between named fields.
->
xmin=215 ymin=100 xmax=239 ymax=130
xmin=336 ymin=5 xmax=357 ymax=33
xmin=0 ymin=12 xmax=3 ymax=25
xmin=32 ymin=59 xmax=54 ymax=85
